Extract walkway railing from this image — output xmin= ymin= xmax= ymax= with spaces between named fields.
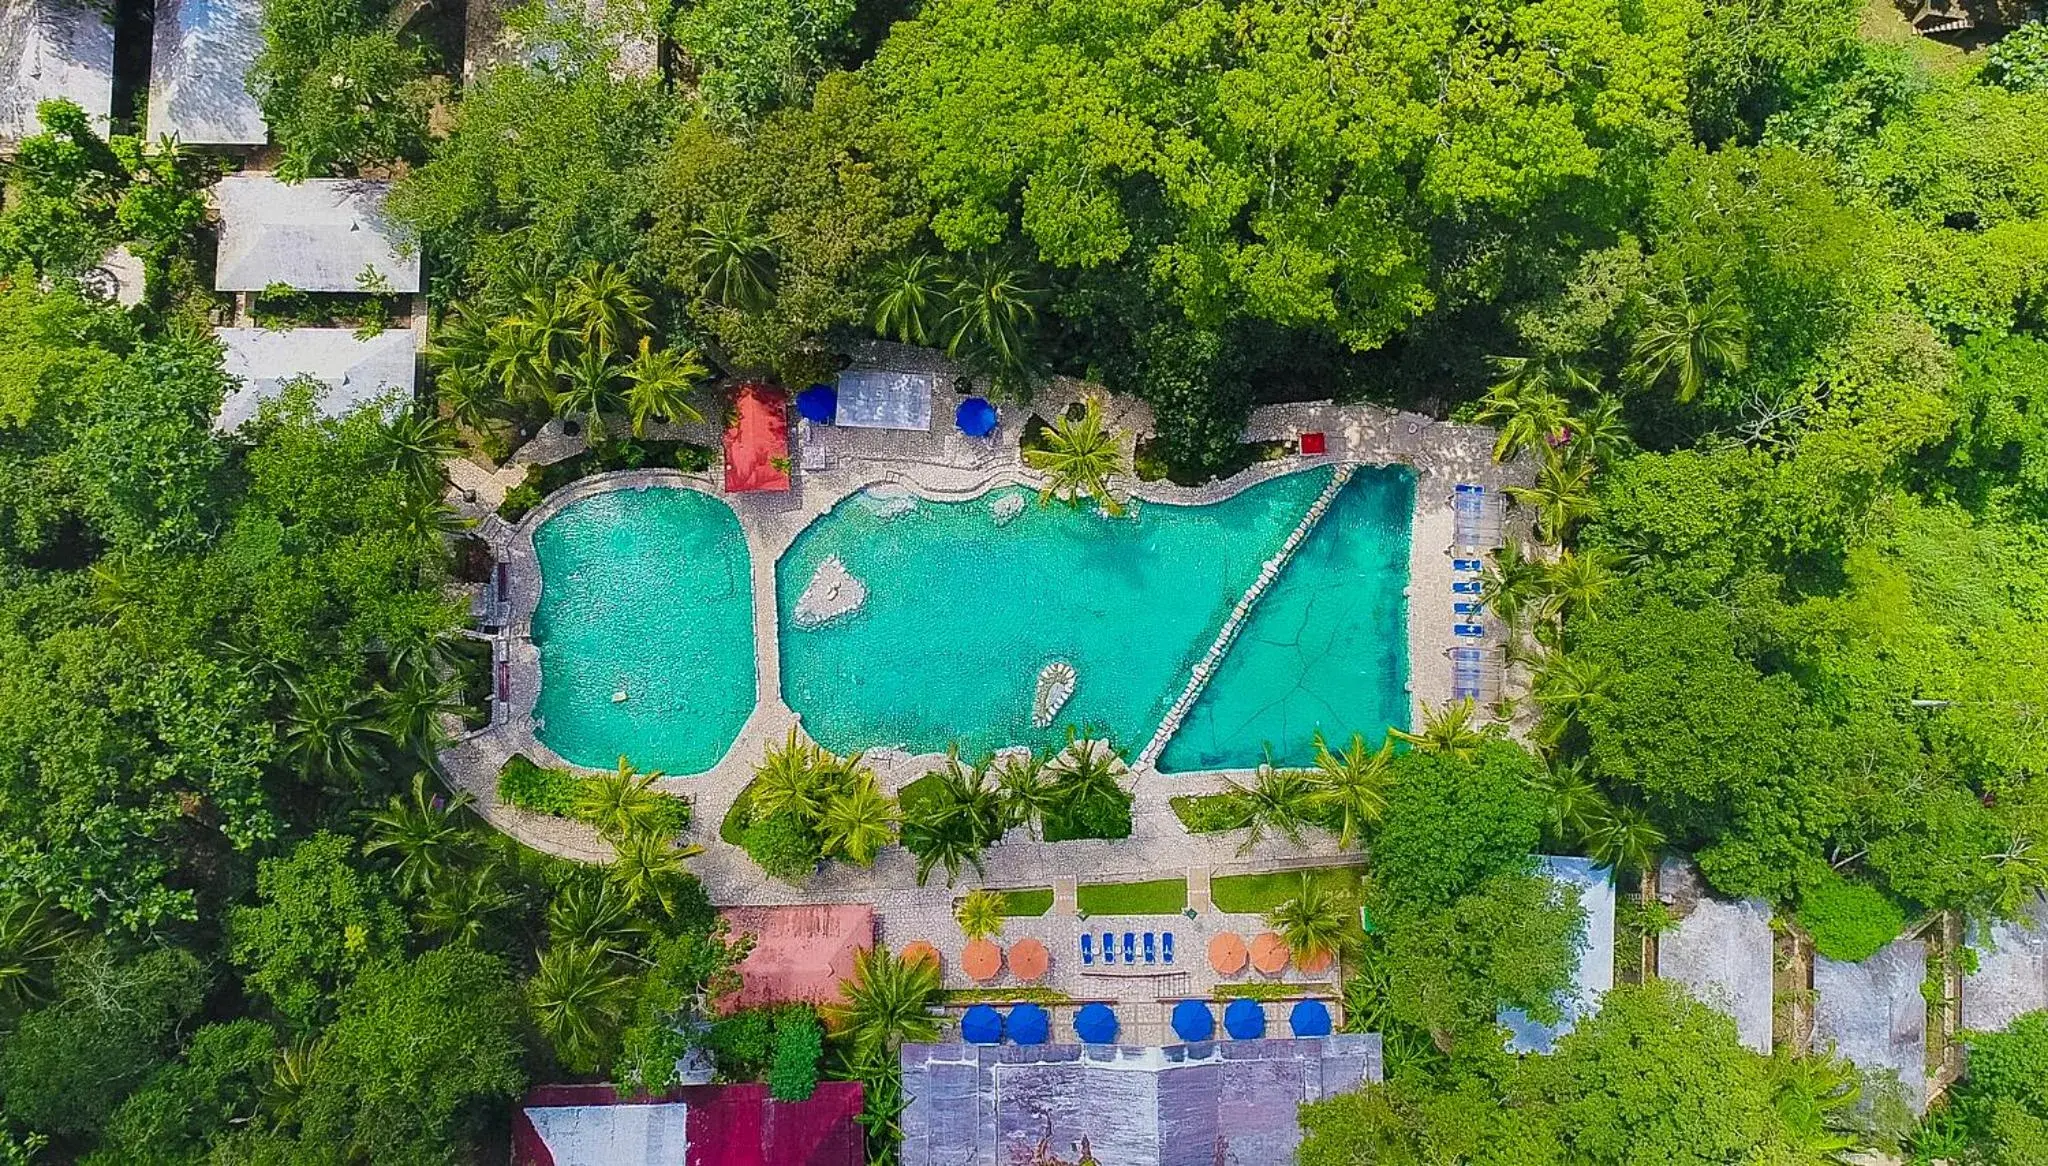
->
xmin=1136 ymin=465 xmax=1355 ymax=768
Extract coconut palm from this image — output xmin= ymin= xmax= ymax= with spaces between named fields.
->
xmin=1506 ymin=450 xmax=1599 ymax=545
xmin=871 ymin=253 xmax=950 ymax=345
xmin=1222 ymin=762 xmax=1320 ymax=856
xmin=547 ymin=875 xmax=651 ymax=953
xmin=900 ymin=748 xmax=1002 ymax=887
xmin=941 ymin=252 xmax=1041 ymax=385
xmin=363 ymin=772 xmax=476 ymax=897
xmin=1477 ymin=363 xmax=1573 ymax=463
xmin=682 ymin=204 xmax=779 ymax=311
xmin=607 ymin=831 xmax=705 ymax=918
xmin=1567 ymin=393 xmax=1632 ymax=467
xmin=1546 ymin=547 xmax=1619 ymax=623
xmin=435 ymin=363 xmax=498 ymax=433
xmin=576 ymin=756 xmax=672 ymax=844
xmin=1527 ymin=758 xmax=1605 ymax=847
xmin=1388 ymin=699 xmax=1490 ymax=759
xmin=1025 ymin=398 xmax=1127 ymax=516
xmin=261 ymin=1036 xmax=327 ymax=1129
xmin=417 ymin=861 xmax=522 ymax=945
xmin=550 ymin=344 xmax=621 ymax=442
xmin=281 ymin=678 xmax=381 ymax=782
xmin=954 ymin=889 xmax=1008 ymax=941
xmin=750 ymin=727 xmax=825 ymax=823
xmin=0 ymin=896 xmax=76 ymax=1014
xmin=563 ymin=263 xmax=651 ymax=352
xmin=494 ymin=288 xmax=577 ymax=403
xmin=394 ymin=493 xmax=473 ymax=552
xmin=1480 ymin=539 xmax=1551 ymax=630
xmin=992 ymin=748 xmax=1060 ymax=837
xmin=529 ymin=941 xmax=636 ymax=1072
xmin=1268 ymin=876 xmax=1360 ymax=966
xmin=427 ymin=300 xmax=493 ymax=377
xmin=819 ymin=774 xmax=897 ymax=867
xmin=622 ymin=337 xmax=707 ymax=437
xmin=824 ymin=945 xmax=942 ymax=1061
xmin=1529 ymin=652 xmax=1613 ymax=746
xmin=1307 ymin=731 xmax=1394 ymax=851
xmin=384 ymin=407 xmax=457 ymax=490
xmin=1631 ymin=284 xmax=1748 ymax=404
xmin=376 ymin=671 xmax=466 ymax=762
xmin=1582 ymin=800 xmax=1666 ymax=899
xmin=1768 ymin=1051 xmax=1864 ymax=1164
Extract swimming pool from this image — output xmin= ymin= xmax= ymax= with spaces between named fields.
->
xmin=531 ymin=487 xmax=756 ymax=773
xmin=776 ymin=467 xmax=1412 ymax=768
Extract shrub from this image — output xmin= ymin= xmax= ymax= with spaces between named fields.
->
xmin=1796 ymin=868 xmax=1907 ymax=962
xmin=499 ymin=756 xmax=580 ymax=817
xmin=766 ymin=1012 xmax=824 ymax=1101
xmin=498 ymin=482 xmax=543 ymax=522
xmin=1170 ymin=793 xmax=1252 ymax=834
xmin=675 ymin=443 xmax=714 ymax=472
xmin=1986 ymin=21 xmax=2048 ymax=92
xmin=707 ymin=1010 xmax=775 ymax=1079
xmin=740 ymin=811 xmax=822 ymax=884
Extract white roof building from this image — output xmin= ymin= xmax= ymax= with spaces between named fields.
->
xmin=215 ymin=326 xmax=416 ymax=431
xmin=0 ymin=0 xmax=113 ymax=144
xmin=147 ymin=0 xmax=265 ymax=146
xmin=1501 ymin=856 xmax=1616 ymax=1054
xmin=213 ymin=174 xmax=422 ymax=293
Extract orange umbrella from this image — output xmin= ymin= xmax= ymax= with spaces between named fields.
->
xmin=1207 ymin=932 xmax=1248 ymax=976
xmin=1250 ymin=932 xmax=1290 ymax=975
xmin=962 ymin=938 xmax=1003 ymax=982
xmin=1009 ymin=938 xmax=1049 ymax=982
xmin=1298 ymin=947 xmax=1334 ymax=976
xmin=901 ymin=940 xmax=941 ymax=972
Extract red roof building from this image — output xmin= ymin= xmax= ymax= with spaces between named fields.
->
xmin=723 ymin=383 xmax=791 ymax=493
xmin=718 ymin=904 xmax=875 ymax=1014
xmin=514 ymin=1082 xmax=864 ymax=1166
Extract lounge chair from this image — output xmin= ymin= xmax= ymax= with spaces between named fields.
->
xmin=1080 ymin=934 xmax=1094 ymax=966
xmin=1454 ymin=601 xmax=1484 ymax=615
xmin=1162 ymin=933 xmax=1176 ymax=964
xmin=1124 ymin=932 xmax=1137 ymax=962
xmin=1452 ymin=558 xmax=1484 ymax=571
xmin=1452 ymin=580 xmax=1482 ymax=594
xmin=1454 ymin=624 xmax=1485 ymax=637
xmin=1144 ymin=933 xmax=1157 ymax=964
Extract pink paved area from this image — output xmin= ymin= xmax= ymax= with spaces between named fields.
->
xmin=720 ymin=904 xmax=875 ymax=1012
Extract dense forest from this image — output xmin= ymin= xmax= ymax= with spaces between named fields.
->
xmin=0 ymin=0 xmax=2046 ymax=1160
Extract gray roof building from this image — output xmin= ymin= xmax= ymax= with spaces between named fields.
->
xmin=213 ymin=174 xmax=421 ymax=293
xmin=1963 ymin=894 xmax=2048 ymax=1034
xmin=147 ymin=0 xmax=265 ymax=146
xmin=1656 ymin=859 xmax=1775 ymax=1053
xmin=1501 ymin=856 xmax=1616 ymax=1054
xmin=898 ymin=1036 xmax=1381 ymax=1166
xmin=215 ymin=325 xmax=416 ymax=431
xmin=1813 ymin=936 xmax=1928 ymax=1112
xmin=0 ymin=0 xmax=113 ymax=144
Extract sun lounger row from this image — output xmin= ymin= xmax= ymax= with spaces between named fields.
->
xmin=1080 ymin=931 xmax=1175 ymax=967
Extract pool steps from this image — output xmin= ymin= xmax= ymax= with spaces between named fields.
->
xmin=1136 ymin=464 xmax=1356 ymax=768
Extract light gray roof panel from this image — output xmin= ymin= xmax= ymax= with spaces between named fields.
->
xmin=1657 ymin=861 xmax=1775 ymax=1054
xmin=147 ymin=0 xmax=265 ymax=145
xmin=0 ymin=0 xmax=113 ymax=143
xmin=213 ymin=174 xmax=421 ymax=292
xmin=1963 ymin=894 xmax=2048 ymax=1034
xmin=214 ymin=325 xmax=416 ymax=431
xmin=1814 ymin=937 xmax=1928 ymax=1112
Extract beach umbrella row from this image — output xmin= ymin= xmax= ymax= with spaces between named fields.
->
xmin=1170 ymin=998 xmax=1336 ymax=1042
xmin=961 ymin=1003 xmax=1053 ymax=1046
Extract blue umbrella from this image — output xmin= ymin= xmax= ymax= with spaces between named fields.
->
xmin=1170 ymin=999 xmax=1214 ymax=1043
xmin=1290 ymin=999 xmax=1332 ymax=1038
xmin=1223 ymin=998 xmax=1266 ymax=1040
xmin=1073 ymin=1003 xmax=1119 ymax=1044
xmin=955 ymin=396 xmax=998 ymax=437
xmin=795 ymin=384 xmax=838 ymax=424
xmin=1007 ymin=1003 xmax=1050 ymax=1045
xmin=961 ymin=1004 xmax=1003 ymax=1045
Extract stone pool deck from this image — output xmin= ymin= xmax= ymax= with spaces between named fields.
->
xmin=437 ymin=355 xmax=1528 ymax=999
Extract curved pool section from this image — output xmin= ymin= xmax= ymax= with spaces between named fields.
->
xmin=776 ymin=467 xmax=1412 ymax=767
xmin=531 ymin=487 xmax=755 ymax=773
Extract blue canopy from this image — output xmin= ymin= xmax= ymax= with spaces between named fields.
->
xmin=1007 ymin=1003 xmax=1050 ymax=1045
xmin=955 ymin=396 xmax=998 ymax=437
xmin=961 ymin=1004 xmax=1003 ymax=1045
xmin=1073 ymin=1003 xmax=1119 ymax=1044
xmin=795 ymin=384 xmax=838 ymax=424
xmin=1224 ymin=998 xmax=1267 ymax=1040
xmin=1170 ymin=999 xmax=1214 ymax=1043
xmin=1290 ymin=999 xmax=1333 ymax=1038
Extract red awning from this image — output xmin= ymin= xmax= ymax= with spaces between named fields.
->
xmin=724 ymin=382 xmax=791 ymax=493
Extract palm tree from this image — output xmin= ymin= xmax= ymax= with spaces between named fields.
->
xmin=1480 ymin=539 xmax=1551 ymax=630
xmin=576 ymin=756 xmax=673 ymax=845
xmin=1529 ymin=652 xmax=1613 ymax=746
xmin=562 ymin=263 xmax=651 ymax=352
xmin=992 ymin=748 xmax=1059 ymax=837
xmin=261 ymin=1036 xmax=327 ymax=1130
xmin=1582 ymin=801 xmax=1666 ymax=900
xmin=547 ymin=875 xmax=651 ymax=953
xmin=900 ymin=748 xmax=1001 ymax=887
xmin=622 ymin=337 xmax=707 ymax=438
xmin=363 ymin=772 xmax=476 ymax=897
xmin=494 ymin=288 xmax=577 ymax=404
xmin=376 ymin=671 xmax=465 ymax=762
xmin=550 ymin=344 xmax=620 ymax=442
xmin=417 ymin=861 xmax=521 ymax=945
xmin=824 ymin=945 xmax=942 ymax=1061
xmin=1268 ymin=876 xmax=1360 ymax=966
xmin=529 ymin=941 xmax=636 ymax=1073
xmin=1025 ymin=398 xmax=1128 ymax=516
xmin=1768 ymin=1051 xmax=1865 ymax=1164
xmin=750 ymin=727 xmax=825 ymax=823
xmin=435 ymin=364 xmax=499 ymax=433
xmin=0 ymin=896 xmax=76 ymax=1014
xmin=941 ymin=253 xmax=1041 ymax=385
xmin=818 ymin=774 xmax=897 ymax=867
xmin=394 ymin=493 xmax=473 ymax=552
xmin=1567 ymin=393 xmax=1632 ymax=467
xmin=384 ymin=408 xmax=457 ymax=490
xmin=871 ymin=253 xmax=949 ymax=345
xmin=1307 ymin=731 xmax=1394 ymax=850
xmin=1506 ymin=450 xmax=1599 ymax=545
xmin=1222 ymin=762 xmax=1320 ymax=855
xmin=607 ymin=832 xmax=705 ymax=918
xmin=682 ymin=203 xmax=779 ymax=311
xmin=427 ymin=300 xmax=493 ymax=377
xmin=1477 ymin=361 xmax=1573 ymax=463
xmin=954 ymin=889 xmax=1008 ymax=941
xmin=1527 ymin=758 xmax=1605 ymax=847
xmin=1630 ymin=284 xmax=1748 ymax=404
xmin=281 ymin=678 xmax=380 ymax=783
xmin=1546 ymin=547 xmax=1619 ymax=623
xmin=1388 ymin=699 xmax=1490 ymax=759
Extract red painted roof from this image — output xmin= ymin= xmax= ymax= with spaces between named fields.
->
xmin=724 ymin=383 xmax=790 ymax=493
xmin=514 ymin=1081 xmax=864 ymax=1166
xmin=719 ymin=904 xmax=875 ymax=1013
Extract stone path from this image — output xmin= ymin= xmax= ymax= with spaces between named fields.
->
xmin=1188 ymin=866 xmax=1213 ymax=913
xmin=1052 ymin=876 xmax=1079 ymax=917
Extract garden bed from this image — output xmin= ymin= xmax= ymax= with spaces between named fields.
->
xmin=1210 ymin=866 xmax=1365 ymax=915
xmin=1169 ymin=792 xmax=1250 ymax=834
xmin=497 ymin=437 xmax=717 ymax=521
xmin=1076 ymin=878 xmax=1187 ymax=916
xmin=997 ymin=888 xmax=1055 ymax=917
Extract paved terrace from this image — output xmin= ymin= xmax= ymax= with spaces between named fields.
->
xmin=437 ymin=354 xmax=1527 ymax=1004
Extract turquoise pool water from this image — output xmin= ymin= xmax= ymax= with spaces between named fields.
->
xmin=1159 ymin=467 xmax=1414 ymax=770
xmin=776 ymin=467 xmax=1413 ymax=767
xmin=531 ymin=487 xmax=756 ymax=774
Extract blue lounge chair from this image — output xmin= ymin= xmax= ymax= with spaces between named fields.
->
xmin=1101 ymin=932 xmax=1117 ymax=964
xmin=1454 ymin=624 xmax=1485 ymax=637
xmin=1454 ymin=601 xmax=1484 ymax=615
xmin=1144 ymin=933 xmax=1157 ymax=964
xmin=1453 ymin=558 xmax=1484 ymax=571
xmin=1455 ymin=483 xmax=1479 ymax=494
xmin=1453 ymin=580 xmax=1482 ymax=594
xmin=1124 ymin=932 xmax=1137 ymax=962
xmin=1080 ymin=934 xmax=1094 ymax=966
xmin=1163 ymin=932 xmax=1176 ymax=964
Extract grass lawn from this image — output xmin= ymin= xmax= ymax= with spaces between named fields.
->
xmin=718 ymin=780 xmax=756 ymax=844
xmin=1076 ymin=878 xmax=1187 ymax=916
xmin=997 ymin=887 xmax=1054 ymax=917
xmin=1210 ymin=866 xmax=1366 ymax=914
xmin=1169 ymin=792 xmax=1249 ymax=834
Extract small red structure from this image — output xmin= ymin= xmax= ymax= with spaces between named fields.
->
xmin=719 ymin=905 xmax=874 ymax=1013
xmin=1299 ymin=431 xmax=1326 ymax=456
xmin=514 ymin=1081 xmax=864 ymax=1166
xmin=723 ymin=382 xmax=791 ymax=493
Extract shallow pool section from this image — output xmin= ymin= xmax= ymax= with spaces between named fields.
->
xmin=531 ymin=487 xmax=755 ymax=774
xmin=1158 ymin=467 xmax=1414 ymax=771
xmin=777 ymin=467 xmax=1411 ymax=766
